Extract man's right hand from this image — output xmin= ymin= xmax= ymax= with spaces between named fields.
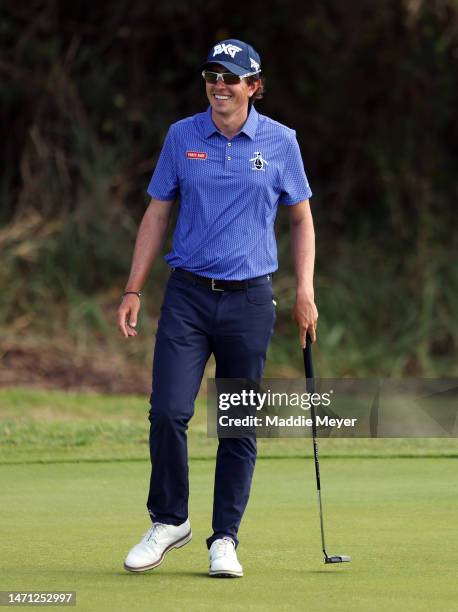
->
xmin=117 ymin=295 xmax=141 ymax=338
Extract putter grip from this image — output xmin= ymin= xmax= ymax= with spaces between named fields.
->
xmin=303 ymin=333 xmax=315 ymax=394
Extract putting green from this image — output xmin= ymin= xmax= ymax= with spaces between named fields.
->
xmin=1 ymin=457 xmax=457 ymax=611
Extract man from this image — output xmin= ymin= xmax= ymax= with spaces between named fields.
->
xmin=117 ymin=39 xmax=318 ymax=578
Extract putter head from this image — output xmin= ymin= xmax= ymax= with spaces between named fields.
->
xmin=325 ymin=555 xmax=351 ymax=564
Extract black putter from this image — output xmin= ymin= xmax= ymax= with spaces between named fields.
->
xmin=303 ymin=334 xmax=351 ymax=565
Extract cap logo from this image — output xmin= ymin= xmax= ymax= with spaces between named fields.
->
xmin=213 ymin=43 xmax=242 ymax=59
xmin=250 ymin=57 xmax=260 ymax=71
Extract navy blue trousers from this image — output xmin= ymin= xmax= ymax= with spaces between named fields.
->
xmin=146 ymin=269 xmax=276 ymax=548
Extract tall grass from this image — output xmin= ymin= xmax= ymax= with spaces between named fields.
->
xmin=1 ymin=165 xmax=457 ymax=380
xmin=1 ymin=155 xmax=457 ymax=380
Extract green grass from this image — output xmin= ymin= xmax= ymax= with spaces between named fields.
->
xmin=0 ymin=387 xmax=457 ymax=610
xmin=1 ymin=388 xmax=457 ymax=464
xmin=1 ymin=459 xmax=457 ymax=611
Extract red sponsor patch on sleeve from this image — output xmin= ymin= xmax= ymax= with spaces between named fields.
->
xmin=186 ymin=151 xmax=208 ymax=159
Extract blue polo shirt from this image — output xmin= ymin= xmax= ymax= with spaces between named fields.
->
xmin=147 ymin=105 xmax=312 ymax=280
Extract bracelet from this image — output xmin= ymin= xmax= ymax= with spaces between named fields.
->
xmin=122 ymin=291 xmax=142 ymax=298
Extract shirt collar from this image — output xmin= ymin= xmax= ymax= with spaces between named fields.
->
xmin=202 ymin=105 xmax=259 ymax=140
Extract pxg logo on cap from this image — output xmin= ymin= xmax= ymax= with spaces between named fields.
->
xmin=202 ymin=39 xmax=261 ymax=77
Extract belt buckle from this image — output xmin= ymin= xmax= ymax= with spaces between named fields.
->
xmin=211 ymin=278 xmax=224 ymax=292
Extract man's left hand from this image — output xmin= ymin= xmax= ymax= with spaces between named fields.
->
xmin=292 ymin=292 xmax=318 ymax=347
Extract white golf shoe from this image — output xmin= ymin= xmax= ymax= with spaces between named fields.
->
xmin=208 ymin=537 xmax=243 ymax=578
xmin=124 ymin=519 xmax=192 ymax=572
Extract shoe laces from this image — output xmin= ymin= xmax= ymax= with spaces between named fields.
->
xmin=214 ymin=537 xmax=235 ymax=557
xmin=145 ymin=522 xmax=167 ymax=545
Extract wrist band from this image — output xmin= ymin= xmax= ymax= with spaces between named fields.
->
xmin=123 ymin=291 xmax=142 ymax=298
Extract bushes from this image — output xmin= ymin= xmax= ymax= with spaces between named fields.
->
xmin=1 ymin=1 xmax=457 ymax=376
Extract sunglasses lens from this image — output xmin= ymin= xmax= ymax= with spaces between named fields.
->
xmin=223 ymin=73 xmax=240 ymax=85
xmin=203 ymin=72 xmax=241 ymax=85
xmin=204 ymin=72 xmax=218 ymax=84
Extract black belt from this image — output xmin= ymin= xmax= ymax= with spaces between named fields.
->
xmin=172 ymin=268 xmax=272 ymax=291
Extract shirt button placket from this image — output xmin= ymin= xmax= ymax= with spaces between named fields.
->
xmin=225 ymin=141 xmax=233 ymax=168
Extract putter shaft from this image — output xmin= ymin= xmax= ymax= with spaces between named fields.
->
xmin=303 ymin=336 xmax=351 ymax=565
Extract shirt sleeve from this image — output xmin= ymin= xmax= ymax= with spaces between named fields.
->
xmin=146 ymin=126 xmax=179 ymax=201
xmin=279 ymin=134 xmax=313 ymax=205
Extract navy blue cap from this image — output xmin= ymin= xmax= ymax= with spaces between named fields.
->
xmin=201 ymin=39 xmax=261 ymax=77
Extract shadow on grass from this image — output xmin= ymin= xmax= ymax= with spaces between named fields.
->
xmin=110 ymin=570 xmax=210 ymax=579
xmin=306 ymin=570 xmax=351 ymax=574
xmin=115 ymin=569 xmax=351 ymax=579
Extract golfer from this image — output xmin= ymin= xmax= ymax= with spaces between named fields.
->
xmin=117 ymin=39 xmax=317 ymax=577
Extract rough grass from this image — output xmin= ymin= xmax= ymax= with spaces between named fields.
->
xmin=1 ymin=388 xmax=457 ymax=464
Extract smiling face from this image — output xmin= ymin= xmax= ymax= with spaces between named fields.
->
xmin=205 ymin=64 xmax=258 ymax=120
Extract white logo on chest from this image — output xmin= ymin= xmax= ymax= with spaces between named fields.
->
xmin=213 ymin=43 xmax=242 ymax=59
xmin=250 ymin=152 xmax=268 ymax=171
